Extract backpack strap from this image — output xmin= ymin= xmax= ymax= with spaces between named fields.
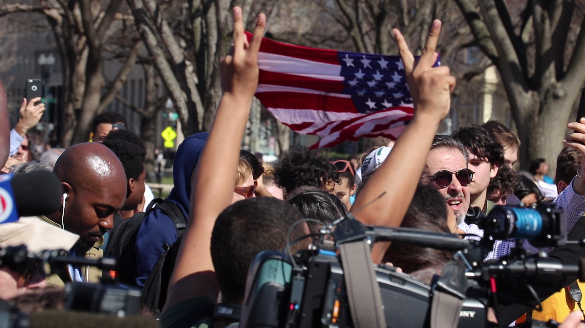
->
xmin=157 ymin=201 xmax=187 ymax=231
xmin=146 ymin=198 xmax=163 ymax=211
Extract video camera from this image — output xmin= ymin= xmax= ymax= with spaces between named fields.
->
xmin=0 ymin=245 xmax=141 ymax=317
xmin=240 ymin=203 xmax=585 ymax=328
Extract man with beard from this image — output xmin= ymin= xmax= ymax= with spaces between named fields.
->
xmin=39 ymin=143 xmax=127 ymax=285
xmin=420 ymin=135 xmax=481 ymax=239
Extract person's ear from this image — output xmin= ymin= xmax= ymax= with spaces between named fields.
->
xmin=557 ymin=180 xmax=568 ymax=194
xmin=350 ymin=183 xmax=357 ymax=196
xmin=61 ymin=182 xmax=73 ymax=201
xmin=127 ymin=178 xmax=135 ymax=198
xmin=490 ymin=161 xmax=500 ymax=178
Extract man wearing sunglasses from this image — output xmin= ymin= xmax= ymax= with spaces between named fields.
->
xmin=421 ymin=135 xmax=480 ymax=238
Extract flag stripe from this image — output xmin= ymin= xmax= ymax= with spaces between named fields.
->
xmin=268 ymin=107 xmax=367 ymax=125
xmin=267 ymin=106 xmax=413 ymax=136
xmin=256 ymin=88 xmax=356 ymax=114
xmin=258 ymin=52 xmax=342 ymax=78
xmin=246 ymin=32 xmax=341 ymax=65
xmin=312 ymin=119 xmax=409 ymax=149
xmin=258 ymin=70 xmax=345 ymax=94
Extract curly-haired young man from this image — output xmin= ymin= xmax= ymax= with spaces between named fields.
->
xmin=274 ymin=147 xmax=340 ymax=198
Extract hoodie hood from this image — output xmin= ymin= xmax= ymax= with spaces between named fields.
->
xmin=166 ymin=132 xmax=209 ymax=218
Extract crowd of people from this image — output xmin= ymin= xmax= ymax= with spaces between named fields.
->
xmin=1 ymin=7 xmax=585 ymax=328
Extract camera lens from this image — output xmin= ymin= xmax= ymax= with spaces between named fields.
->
xmin=484 ymin=206 xmax=543 ymax=240
xmin=508 ymin=207 xmax=543 ymax=239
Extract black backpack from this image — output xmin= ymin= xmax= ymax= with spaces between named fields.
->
xmin=142 ymin=232 xmax=184 ymax=316
xmin=104 ymin=198 xmax=187 ymax=287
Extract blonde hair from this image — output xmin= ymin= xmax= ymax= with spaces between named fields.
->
xmin=236 ymin=159 xmax=254 ymax=187
xmin=261 ymin=163 xmax=277 ymax=187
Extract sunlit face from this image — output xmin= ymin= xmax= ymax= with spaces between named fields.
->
xmin=467 ymin=152 xmax=498 ymax=201
xmin=0 ymin=267 xmax=46 ymax=300
xmin=13 ymin=135 xmax=30 ymax=162
xmin=93 ymin=122 xmax=124 ymax=143
xmin=333 ymin=177 xmax=356 ymax=210
xmin=232 ymin=175 xmax=255 ymax=204
xmin=504 ymin=146 xmax=518 ymax=166
xmin=422 ymin=148 xmax=471 ymax=225
xmin=64 ymin=173 xmax=126 ymax=250
xmin=537 ymin=162 xmax=549 ymax=175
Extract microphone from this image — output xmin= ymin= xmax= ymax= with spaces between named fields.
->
xmin=0 ymin=171 xmax=62 ymax=223
xmin=368 ymin=226 xmax=471 ymax=251
xmin=28 ymin=310 xmax=159 ymax=328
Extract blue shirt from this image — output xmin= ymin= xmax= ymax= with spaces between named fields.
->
xmin=9 ymin=129 xmax=23 ymax=156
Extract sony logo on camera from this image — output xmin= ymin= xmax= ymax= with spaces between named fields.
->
xmin=460 ymin=310 xmax=476 ymax=318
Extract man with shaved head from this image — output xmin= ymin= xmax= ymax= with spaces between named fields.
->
xmin=40 ymin=143 xmax=127 ymax=285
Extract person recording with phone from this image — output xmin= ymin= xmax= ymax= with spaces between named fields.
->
xmin=1 ymin=97 xmax=46 ymax=173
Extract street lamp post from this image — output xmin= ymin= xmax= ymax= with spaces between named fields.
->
xmin=38 ymin=53 xmax=55 ymax=149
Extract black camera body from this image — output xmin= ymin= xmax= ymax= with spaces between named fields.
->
xmin=241 ymin=250 xmax=488 ymax=328
xmin=64 ymin=282 xmax=142 ymax=317
xmin=241 ymin=203 xmax=582 ymax=328
xmin=0 ymin=245 xmax=142 ymax=317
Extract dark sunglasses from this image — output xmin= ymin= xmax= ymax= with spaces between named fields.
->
xmin=234 ymin=185 xmax=255 ymax=199
xmin=20 ymin=145 xmax=29 ymax=151
xmin=426 ymin=168 xmax=474 ymax=188
xmin=331 ymin=160 xmax=355 ymax=177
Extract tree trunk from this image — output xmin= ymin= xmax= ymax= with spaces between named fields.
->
xmin=71 ymin=60 xmax=103 ymax=144
xmin=140 ymin=63 xmax=162 ymax=175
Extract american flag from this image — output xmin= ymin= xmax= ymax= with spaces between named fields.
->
xmin=248 ymin=33 xmax=439 ymax=149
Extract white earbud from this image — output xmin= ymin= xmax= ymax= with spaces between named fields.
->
xmin=61 ymin=193 xmax=67 ymax=230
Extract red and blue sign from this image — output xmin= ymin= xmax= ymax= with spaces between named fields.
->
xmin=0 ymin=174 xmax=18 ymax=224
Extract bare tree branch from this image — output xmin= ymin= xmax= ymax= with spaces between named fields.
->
xmin=0 ymin=4 xmax=55 ymax=17
xmin=115 ymin=94 xmax=148 ymax=116
xmin=550 ymin=0 xmax=573 ymax=81
xmin=96 ymin=0 xmax=124 ymax=40
xmin=453 ymin=0 xmax=499 ymax=63
xmin=459 ymin=61 xmax=493 ymax=81
xmin=334 ymin=0 xmax=367 ymax=53
xmin=560 ymin=17 xmax=585 ymax=98
xmin=494 ymin=0 xmax=528 ymax=74
xmin=127 ymin=0 xmax=190 ymax=127
xmin=97 ymin=40 xmax=142 ymax=113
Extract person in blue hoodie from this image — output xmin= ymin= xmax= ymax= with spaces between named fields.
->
xmin=134 ymin=132 xmax=208 ymax=288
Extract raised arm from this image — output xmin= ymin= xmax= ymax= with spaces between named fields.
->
xmin=351 ymin=21 xmax=456 ymax=261
xmin=163 ymin=7 xmax=265 ymax=310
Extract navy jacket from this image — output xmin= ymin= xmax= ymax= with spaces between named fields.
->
xmin=134 ymin=133 xmax=208 ymax=288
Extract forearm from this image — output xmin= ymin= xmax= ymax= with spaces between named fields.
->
xmin=352 ymin=112 xmax=440 ymax=227
xmin=13 ymin=121 xmax=29 ymax=137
